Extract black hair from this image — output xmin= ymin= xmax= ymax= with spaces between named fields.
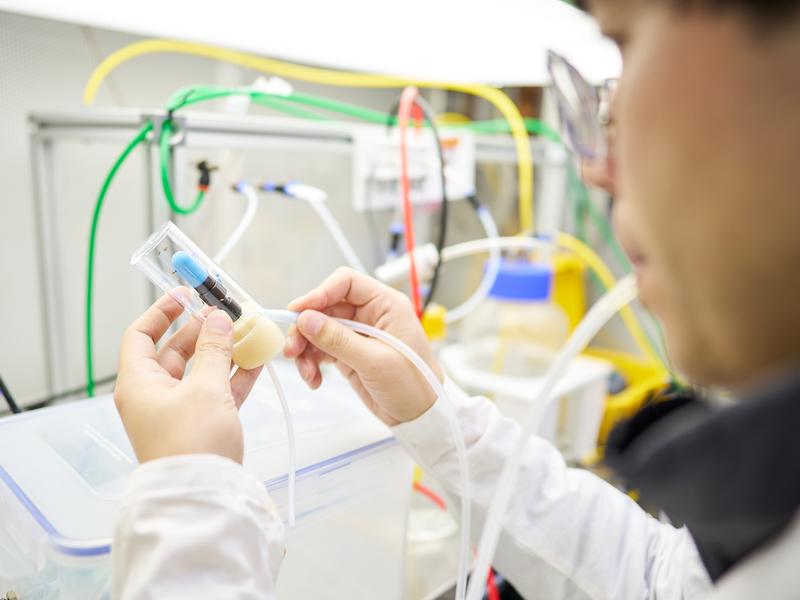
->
xmin=664 ymin=0 xmax=800 ymax=27
xmin=574 ymin=0 xmax=799 ymax=30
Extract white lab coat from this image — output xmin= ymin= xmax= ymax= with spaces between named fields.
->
xmin=112 ymin=380 xmax=800 ymax=599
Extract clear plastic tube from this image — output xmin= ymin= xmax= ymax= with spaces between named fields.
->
xmin=214 ymin=182 xmax=260 ymax=264
xmin=283 ymin=183 xmax=368 ymax=274
xmin=464 ymin=275 xmax=640 ymax=600
xmin=262 ymin=308 xmax=472 ymax=600
xmin=444 ymin=206 xmax=502 ymax=324
xmin=265 ymin=361 xmax=297 ymax=528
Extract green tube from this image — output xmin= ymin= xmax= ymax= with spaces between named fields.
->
xmin=284 ymin=92 xmax=390 ymax=124
xmin=159 ymin=120 xmax=207 ymax=215
xmin=250 ymin=95 xmax=328 ymax=120
xmin=86 ymin=122 xmax=153 ymax=396
xmin=166 ymin=85 xmax=559 ymax=137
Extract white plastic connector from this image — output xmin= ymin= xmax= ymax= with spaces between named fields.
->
xmin=225 ymin=77 xmax=295 ymax=114
xmin=374 ymin=243 xmax=439 ymax=285
xmin=251 ymin=75 xmax=294 ymax=97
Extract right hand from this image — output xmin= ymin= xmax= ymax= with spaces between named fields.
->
xmin=283 ymin=268 xmax=443 ymax=426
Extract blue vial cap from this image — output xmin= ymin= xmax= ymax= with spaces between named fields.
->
xmin=172 ymin=251 xmax=209 ymax=288
xmin=488 ymin=259 xmax=553 ymax=302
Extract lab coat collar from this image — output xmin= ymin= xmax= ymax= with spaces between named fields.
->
xmin=604 ymin=368 xmax=800 ymax=582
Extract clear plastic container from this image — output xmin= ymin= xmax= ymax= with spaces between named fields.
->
xmin=131 ymin=221 xmax=284 ymax=369
xmin=131 ymin=221 xmax=258 ymax=321
xmin=451 ymin=259 xmax=609 ymax=460
xmin=0 ymin=361 xmax=413 ymax=600
xmin=460 ymin=259 xmax=570 ymax=377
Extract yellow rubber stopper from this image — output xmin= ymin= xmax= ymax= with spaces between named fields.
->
xmin=421 ymin=303 xmax=447 ymax=341
xmin=232 ymin=312 xmax=285 ymax=370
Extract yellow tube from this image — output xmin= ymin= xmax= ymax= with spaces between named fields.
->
xmin=556 ymin=232 xmax=669 ymax=378
xmin=437 ymin=112 xmax=474 ymax=125
xmin=82 ymin=39 xmax=535 ymax=232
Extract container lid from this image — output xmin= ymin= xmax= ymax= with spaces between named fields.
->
xmin=488 ymin=259 xmax=553 ymax=302
xmin=0 ymin=361 xmax=392 ymax=559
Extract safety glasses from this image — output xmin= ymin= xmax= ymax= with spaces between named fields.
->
xmin=547 ymin=50 xmax=617 ymax=162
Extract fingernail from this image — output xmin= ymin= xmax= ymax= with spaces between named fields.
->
xmin=299 ymin=311 xmax=324 ymax=336
xmin=207 ymin=310 xmax=232 ymax=334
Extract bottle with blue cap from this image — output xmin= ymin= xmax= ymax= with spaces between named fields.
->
xmin=460 ymin=258 xmax=570 ymax=376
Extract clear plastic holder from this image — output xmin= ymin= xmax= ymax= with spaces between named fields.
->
xmin=131 ymin=221 xmax=284 ymax=369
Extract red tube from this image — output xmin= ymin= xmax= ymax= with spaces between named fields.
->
xmin=486 ymin=569 xmax=500 ymax=600
xmin=413 ymin=481 xmax=447 ymax=511
xmin=398 ymin=86 xmax=423 ymax=318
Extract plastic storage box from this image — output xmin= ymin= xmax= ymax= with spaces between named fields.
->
xmin=0 ymin=361 xmax=413 ymax=600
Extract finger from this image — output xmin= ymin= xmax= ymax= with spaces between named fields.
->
xmin=157 ymin=315 xmax=203 ymax=378
xmin=230 ymin=365 xmax=263 ymax=409
xmin=298 ymin=344 xmax=334 ymax=370
xmin=296 ymin=356 xmax=322 ymax=389
xmin=187 ymin=310 xmax=234 ymax=384
xmin=285 ymin=305 xmax=353 ymax=359
xmin=120 ymin=293 xmax=188 ymax=369
xmin=287 ymin=268 xmax=385 ymax=313
xmin=283 ymin=324 xmax=309 ymax=359
xmin=295 ymin=310 xmax=374 ymax=371
xmin=322 ymin=302 xmax=357 ymax=321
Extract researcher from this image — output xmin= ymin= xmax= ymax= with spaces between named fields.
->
xmin=110 ymin=0 xmax=800 ymax=597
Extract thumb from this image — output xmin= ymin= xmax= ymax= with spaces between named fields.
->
xmin=190 ymin=310 xmax=234 ymax=382
xmin=297 ymin=310 xmax=372 ymax=369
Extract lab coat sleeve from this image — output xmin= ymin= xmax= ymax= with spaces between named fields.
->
xmin=392 ymin=379 xmax=712 ymax=600
xmin=112 ymin=454 xmax=285 ymax=600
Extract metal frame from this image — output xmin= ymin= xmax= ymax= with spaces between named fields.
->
xmin=28 ymin=108 xmax=560 ymax=397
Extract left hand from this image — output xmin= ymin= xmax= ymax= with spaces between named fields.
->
xmin=283 ymin=268 xmax=442 ymax=426
xmin=114 ymin=293 xmax=263 ymax=464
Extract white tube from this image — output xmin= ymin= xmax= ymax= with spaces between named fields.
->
xmin=265 ymin=361 xmax=297 ymax=528
xmin=308 ymin=198 xmax=368 ymax=273
xmin=441 ymin=236 xmax=553 ymax=264
xmin=261 ymin=308 xmax=472 ymax=600
xmin=444 ymin=206 xmax=502 ymax=324
xmin=214 ymin=182 xmax=259 ymax=264
xmin=284 ymin=183 xmax=368 ymax=274
xmin=464 ymin=275 xmax=640 ymax=600
xmin=382 ymin=234 xmax=551 ymax=323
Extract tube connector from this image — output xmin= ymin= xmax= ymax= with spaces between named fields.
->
xmin=196 ymin=160 xmax=217 ymax=192
xmin=375 ymin=243 xmax=438 ymax=286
